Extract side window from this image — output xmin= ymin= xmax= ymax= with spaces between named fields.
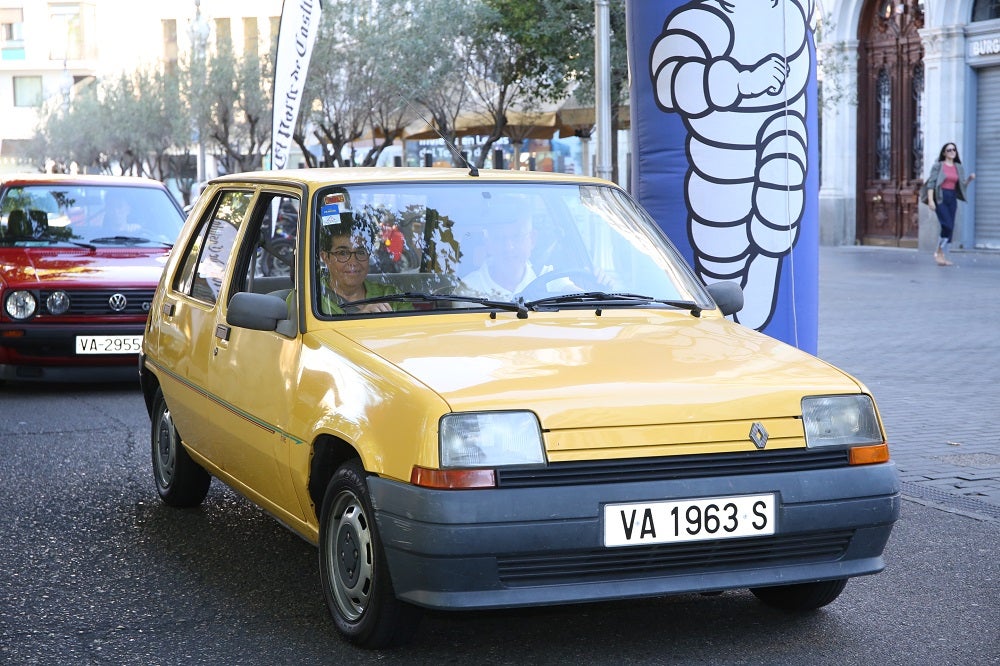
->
xmin=225 ymin=192 xmax=299 ymax=298
xmin=172 ymin=190 xmax=254 ymax=304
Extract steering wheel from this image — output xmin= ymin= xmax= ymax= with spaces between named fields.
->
xmin=517 ymin=269 xmax=603 ymax=301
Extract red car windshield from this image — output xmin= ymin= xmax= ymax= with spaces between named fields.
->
xmin=1 ymin=184 xmax=183 ymax=246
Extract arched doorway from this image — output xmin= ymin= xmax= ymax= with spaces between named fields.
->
xmin=857 ymin=0 xmax=925 ymax=246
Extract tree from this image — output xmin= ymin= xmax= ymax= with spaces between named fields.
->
xmin=463 ymin=0 xmax=590 ymax=168
xmin=200 ymin=42 xmax=272 ymax=174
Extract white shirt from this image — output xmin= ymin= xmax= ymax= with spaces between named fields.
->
xmin=460 ymin=262 xmax=537 ymax=300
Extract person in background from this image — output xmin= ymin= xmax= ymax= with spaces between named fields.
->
xmin=925 ymin=142 xmax=975 ymax=266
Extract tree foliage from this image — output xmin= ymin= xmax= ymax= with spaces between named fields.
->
xmin=33 ymin=0 xmax=623 ymax=182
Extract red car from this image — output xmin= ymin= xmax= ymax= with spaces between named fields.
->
xmin=0 ymin=174 xmax=184 ymax=382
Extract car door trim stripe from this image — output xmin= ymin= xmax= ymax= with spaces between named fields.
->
xmin=146 ymin=359 xmax=305 ymax=445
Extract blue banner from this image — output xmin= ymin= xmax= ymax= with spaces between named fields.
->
xmin=627 ymin=0 xmax=818 ymax=353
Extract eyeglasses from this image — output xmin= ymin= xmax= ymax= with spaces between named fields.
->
xmin=327 ymin=248 xmax=371 ymax=263
xmin=945 ymin=147 xmax=957 ymax=152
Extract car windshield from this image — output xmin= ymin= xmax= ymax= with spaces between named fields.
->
xmin=0 ymin=184 xmax=184 ymax=247
xmin=312 ymin=182 xmax=713 ymax=316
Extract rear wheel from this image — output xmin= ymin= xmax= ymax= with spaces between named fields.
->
xmin=318 ymin=461 xmax=421 ymax=648
xmin=151 ymin=388 xmax=210 ymax=507
xmin=750 ymin=578 xmax=848 ymax=611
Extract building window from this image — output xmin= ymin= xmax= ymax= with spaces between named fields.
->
xmin=13 ymin=76 xmax=43 ymax=107
xmin=243 ymin=17 xmax=258 ymax=56
xmin=973 ymin=0 xmax=1000 ymax=21
xmin=215 ymin=17 xmax=231 ymax=50
xmin=163 ymin=18 xmax=178 ymax=73
xmin=1 ymin=7 xmax=24 ymax=59
xmin=49 ymin=2 xmax=98 ymax=61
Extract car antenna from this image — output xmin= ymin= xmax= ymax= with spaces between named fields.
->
xmin=397 ymin=94 xmax=479 ymax=177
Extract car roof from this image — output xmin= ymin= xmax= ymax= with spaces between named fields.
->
xmin=0 ymin=173 xmax=169 ymax=189
xmin=208 ymin=167 xmax=614 ymax=189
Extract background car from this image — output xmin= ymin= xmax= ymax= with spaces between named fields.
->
xmin=140 ymin=167 xmax=899 ymax=649
xmin=0 ymin=173 xmax=184 ymax=382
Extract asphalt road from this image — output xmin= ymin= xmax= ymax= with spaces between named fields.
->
xmin=0 ymin=382 xmax=997 ymax=665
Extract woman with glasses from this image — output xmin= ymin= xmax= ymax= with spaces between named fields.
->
xmin=318 ymin=222 xmax=411 ymax=314
xmin=924 ymin=143 xmax=976 ymax=266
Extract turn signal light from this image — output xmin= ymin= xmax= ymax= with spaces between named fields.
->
xmin=410 ymin=466 xmax=496 ymax=489
xmin=849 ymin=443 xmax=890 ymax=465
xmin=1 ymin=330 xmax=25 ymax=338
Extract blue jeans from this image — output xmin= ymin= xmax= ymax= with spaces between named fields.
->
xmin=935 ymin=188 xmax=957 ymax=242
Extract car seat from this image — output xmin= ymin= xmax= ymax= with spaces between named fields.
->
xmin=28 ymin=209 xmax=48 ymax=235
xmin=7 ymin=209 xmax=31 ymax=237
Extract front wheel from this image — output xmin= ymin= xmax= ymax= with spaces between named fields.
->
xmin=318 ymin=461 xmax=421 ymax=648
xmin=750 ymin=578 xmax=848 ymax=611
xmin=151 ymin=388 xmax=210 ymax=507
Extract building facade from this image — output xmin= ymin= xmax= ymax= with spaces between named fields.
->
xmin=0 ymin=0 xmax=281 ymax=170
xmin=822 ymin=0 xmax=1000 ymax=250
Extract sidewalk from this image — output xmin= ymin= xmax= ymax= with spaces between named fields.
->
xmin=817 ymin=245 xmax=1000 ymax=521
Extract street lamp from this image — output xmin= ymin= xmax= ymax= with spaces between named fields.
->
xmin=594 ymin=0 xmax=612 ymax=182
xmin=190 ymin=0 xmax=211 ymax=185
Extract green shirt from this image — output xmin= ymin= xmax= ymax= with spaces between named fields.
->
xmin=321 ymin=280 xmax=414 ymax=315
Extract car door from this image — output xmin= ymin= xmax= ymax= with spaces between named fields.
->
xmin=156 ymin=188 xmax=255 ymax=464
xmin=204 ymin=188 xmax=307 ymax=524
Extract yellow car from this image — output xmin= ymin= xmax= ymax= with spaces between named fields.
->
xmin=139 ymin=167 xmax=899 ymax=648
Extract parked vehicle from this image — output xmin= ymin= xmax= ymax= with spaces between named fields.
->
xmin=0 ymin=173 xmax=185 ymax=382
xmin=140 ymin=167 xmax=899 ymax=648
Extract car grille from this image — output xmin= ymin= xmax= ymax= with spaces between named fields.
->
xmin=497 ymin=448 xmax=850 ymax=488
xmin=496 ymin=530 xmax=854 ymax=586
xmin=40 ymin=288 xmax=155 ymax=316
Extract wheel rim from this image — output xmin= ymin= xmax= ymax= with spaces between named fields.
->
xmin=153 ymin=406 xmax=177 ymax=488
xmin=325 ymin=489 xmax=374 ymax=622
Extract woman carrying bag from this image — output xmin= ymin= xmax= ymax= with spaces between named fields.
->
xmin=924 ymin=142 xmax=975 ymax=266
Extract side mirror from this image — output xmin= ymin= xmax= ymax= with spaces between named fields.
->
xmin=227 ymin=292 xmax=290 ymax=332
xmin=706 ymin=281 xmax=744 ymax=317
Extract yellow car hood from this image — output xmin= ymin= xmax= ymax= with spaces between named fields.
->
xmin=331 ymin=310 xmax=863 ymax=430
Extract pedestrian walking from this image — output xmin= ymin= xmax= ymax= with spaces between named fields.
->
xmin=924 ymin=142 xmax=975 ymax=266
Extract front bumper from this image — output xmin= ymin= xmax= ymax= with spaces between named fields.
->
xmin=369 ymin=461 xmax=900 ymax=610
xmin=0 ymin=322 xmax=145 ymax=382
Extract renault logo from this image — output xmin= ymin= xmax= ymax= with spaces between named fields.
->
xmin=109 ymin=293 xmax=128 ymax=312
xmin=749 ymin=422 xmax=769 ymax=449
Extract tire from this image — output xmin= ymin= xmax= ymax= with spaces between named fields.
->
xmin=318 ymin=461 xmax=422 ymax=648
xmin=151 ymin=388 xmax=211 ymax=507
xmin=750 ymin=578 xmax=848 ymax=611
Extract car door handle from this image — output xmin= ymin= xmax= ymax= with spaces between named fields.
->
xmin=215 ymin=324 xmax=231 ymax=341
xmin=161 ymin=301 xmax=175 ymax=316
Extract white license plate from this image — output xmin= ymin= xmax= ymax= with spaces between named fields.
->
xmin=604 ymin=493 xmax=775 ymax=547
xmin=75 ymin=335 xmax=143 ymax=355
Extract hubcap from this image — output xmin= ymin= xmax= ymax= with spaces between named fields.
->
xmin=326 ymin=491 xmax=374 ymax=621
xmin=154 ymin=408 xmax=177 ymax=486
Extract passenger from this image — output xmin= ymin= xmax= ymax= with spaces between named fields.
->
xmin=318 ymin=222 xmax=412 ymax=315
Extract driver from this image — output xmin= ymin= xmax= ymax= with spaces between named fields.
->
xmin=460 ymin=213 xmax=537 ymax=299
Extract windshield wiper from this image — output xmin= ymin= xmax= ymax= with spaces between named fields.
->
xmin=89 ymin=235 xmax=170 ymax=247
xmin=525 ymin=292 xmax=703 ymax=316
xmin=341 ymin=291 xmax=529 ymax=318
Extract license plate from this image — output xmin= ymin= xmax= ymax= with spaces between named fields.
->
xmin=75 ymin=335 xmax=143 ymax=355
xmin=604 ymin=493 xmax=775 ymax=547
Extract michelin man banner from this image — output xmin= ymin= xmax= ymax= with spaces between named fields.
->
xmin=627 ymin=0 xmax=818 ymax=353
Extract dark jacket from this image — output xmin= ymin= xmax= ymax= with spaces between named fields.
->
xmin=924 ymin=160 xmax=971 ymax=203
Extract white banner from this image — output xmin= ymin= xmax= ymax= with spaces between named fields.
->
xmin=271 ymin=0 xmax=322 ymax=170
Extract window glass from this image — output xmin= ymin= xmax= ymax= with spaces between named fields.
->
xmin=972 ymin=0 xmax=1000 ymax=21
xmin=173 ymin=190 xmax=253 ymax=304
xmin=13 ymin=76 xmax=42 ymax=107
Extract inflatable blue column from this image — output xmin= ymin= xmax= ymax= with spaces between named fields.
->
xmin=626 ymin=0 xmax=819 ymax=353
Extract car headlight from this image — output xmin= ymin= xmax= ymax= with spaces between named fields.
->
xmin=802 ymin=395 xmax=882 ymax=448
xmin=5 ymin=290 xmax=38 ymax=320
xmin=439 ymin=411 xmax=546 ymax=468
xmin=46 ymin=291 xmax=70 ymax=315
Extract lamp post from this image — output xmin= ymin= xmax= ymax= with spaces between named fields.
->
xmin=190 ymin=0 xmax=210 ymax=185
xmin=594 ymin=0 xmax=613 ymax=182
